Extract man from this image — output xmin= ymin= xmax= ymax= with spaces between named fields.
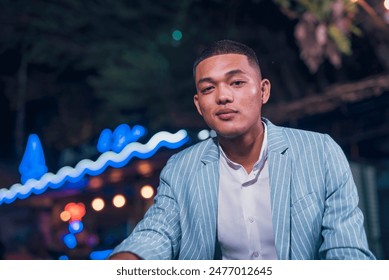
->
xmin=109 ymin=40 xmax=375 ymax=260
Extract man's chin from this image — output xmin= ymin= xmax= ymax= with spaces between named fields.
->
xmin=214 ymin=130 xmax=242 ymax=140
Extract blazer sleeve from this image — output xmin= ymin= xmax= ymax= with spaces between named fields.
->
xmin=319 ymin=135 xmax=375 ymax=260
xmin=109 ymin=155 xmax=181 ymax=260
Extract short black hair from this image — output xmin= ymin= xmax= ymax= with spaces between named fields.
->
xmin=193 ymin=39 xmax=261 ymax=77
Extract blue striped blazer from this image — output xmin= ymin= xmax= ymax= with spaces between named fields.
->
xmin=111 ymin=119 xmax=375 ymax=260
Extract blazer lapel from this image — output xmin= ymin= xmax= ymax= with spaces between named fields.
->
xmin=266 ymin=119 xmax=292 ymax=260
xmin=191 ymin=138 xmax=220 ymax=259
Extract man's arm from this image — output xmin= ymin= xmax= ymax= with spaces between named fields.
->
xmin=319 ymin=135 xmax=375 ymax=260
xmin=107 ymin=155 xmax=182 ymax=260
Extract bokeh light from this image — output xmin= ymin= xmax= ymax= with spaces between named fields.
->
xmin=68 ymin=220 xmax=84 ymax=234
xmin=113 ymin=194 xmax=126 ymax=208
xmin=172 ymin=29 xmax=183 ymax=41
xmin=89 ymin=177 xmax=103 ymax=189
xmin=140 ymin=185 xmax=154 ymax=199
xmin=136 ymin=161 xmax=153 ymax=177
xmin=63 ymin=233 xmax=77 ymax=249
xmin=91 ymin=197 xmax=105 ymax=211
xmin=109 ymin=169 xmax=123 ymax=183
xmin=198 ymin=129 xmax=210 ymax=140
xmin=60 ymin=210 xmax=71 ymax=222
xmin=64 ymin=202 xmax=86 ymax=221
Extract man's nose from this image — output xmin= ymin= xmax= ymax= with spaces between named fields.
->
xmin=216 ymin=86 xmax=234 ymax=104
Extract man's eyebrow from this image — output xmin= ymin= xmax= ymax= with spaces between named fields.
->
xmin=225 ymin=69 xmax=246 ymax=77
xmin=197 ymin=69 xmax=247 ymax=86
xmin=197 ymin=77 xmax=215 ymax=86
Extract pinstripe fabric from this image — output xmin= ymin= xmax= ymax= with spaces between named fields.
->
xmin=111 ymin=119 xmax=375 ymax=260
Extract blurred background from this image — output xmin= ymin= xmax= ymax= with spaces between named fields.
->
xmin=0 ymin=0 xmax=388 ymax=260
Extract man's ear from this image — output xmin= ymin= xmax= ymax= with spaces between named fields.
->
xmin=193 ymin=94 xmax=203 ymax=116
xmin=261 ymin=79 xmax=271 ymax=104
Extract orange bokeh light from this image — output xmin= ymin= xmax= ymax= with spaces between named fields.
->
xmin=60 ymin=210 xmax=71 ymax=222
xmin=136 ymin=161 xmax=153 ymax=177
xmin=64 ymin=202 xmax=86 ymax=221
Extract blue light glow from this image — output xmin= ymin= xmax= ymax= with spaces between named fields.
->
xmin=59 ymin=255 xmax=69 ymax=260
xmin=97 ymin=124 xmax=146 ymax=153
xmin=0 ymin=129 xmax=189 ymax=205
xmin=89 ymin=249 xmax=113 ymax=260
xmin=63 ymin=177 xmax=88 ymax=190
xmin=18 ymin=134 xmax=48 ymax=184
xmin=68 ymin=220 xmax=84 ymax=234
xmin=63 ymin=233 xmax=77 ymax=249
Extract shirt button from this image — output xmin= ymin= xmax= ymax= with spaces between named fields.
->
xmin=248 ymin=217 xmax=255 ymax=223
xmin=252 ymin=251 xmax=259 ymax=258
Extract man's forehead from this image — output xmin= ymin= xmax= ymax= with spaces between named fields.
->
xmin=195 ymin=53 xmax=258 ymax=80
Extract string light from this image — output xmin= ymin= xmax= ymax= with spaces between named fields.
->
xmin=140 ymin=185 xmax=154 ymax=199
xmin=91 ymin=197 xmax=105 ymax=211
xmin=112 ymin=194 xmax=126 ymax=208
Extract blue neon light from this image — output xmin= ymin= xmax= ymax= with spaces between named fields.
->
xmin=18 ymin=134 xmax=48 ymax=184
xmin=63 ymin=177 xmax=89 ymax=190
xmin=89 ymin=249 xmax=113 ymax=260
xmin=97 ymin=124 xmax=146 ymax=153
xmin=0 ymin=129 xmax=189 ymax=205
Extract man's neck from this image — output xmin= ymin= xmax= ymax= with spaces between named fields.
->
xmin=218 ymin=126 xmax=265 ymax=174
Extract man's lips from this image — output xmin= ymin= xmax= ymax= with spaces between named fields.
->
xmin=216 ymin=108 xmax=238 ymax=119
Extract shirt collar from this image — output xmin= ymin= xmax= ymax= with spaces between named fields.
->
xmin=219 ymin=121 xmax=268 ymax=170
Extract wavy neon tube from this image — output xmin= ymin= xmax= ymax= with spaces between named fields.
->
xmin=0 ymin=130 xmax=189 ymax=205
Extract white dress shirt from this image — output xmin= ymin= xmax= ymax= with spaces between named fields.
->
xmin=217 ymin=122 xmax=278 ymax=260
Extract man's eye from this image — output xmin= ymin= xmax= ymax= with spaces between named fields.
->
xmin=231 ymin=81 xmax=245 ymax=86
xmin=201 ymin=86 xmax=213 ymax=93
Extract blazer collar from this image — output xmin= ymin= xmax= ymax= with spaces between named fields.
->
xmin=264 ymin=118 xmax=289 ymax=155
xmin=199 ymin=118 xmax=290 ymax=164
xmin=200 ymin=137 xmax=219 ymax=165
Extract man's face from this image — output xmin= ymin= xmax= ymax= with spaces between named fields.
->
xmin=194 ymin=53 xmax=270 ymax=139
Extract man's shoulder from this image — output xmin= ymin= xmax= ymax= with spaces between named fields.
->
xmin=168 ymin=137 xmax=218 ymax=164
xmin=282 ymin=126 xmax=326 ymax=139
xmin=268 ymin=120 xmax=329 ymax=149
xmin=265 ymin=118 xmax=325 ymax=140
